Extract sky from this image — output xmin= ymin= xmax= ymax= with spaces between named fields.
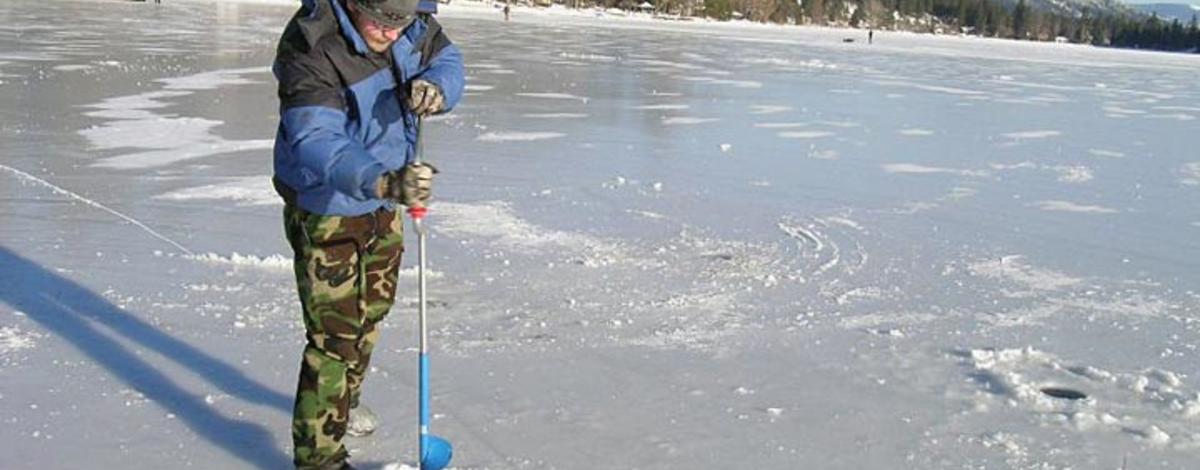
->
xmin=1122 ymin=0 xmax=1199 ymax=6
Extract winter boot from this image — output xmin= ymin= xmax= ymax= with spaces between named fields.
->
xmin=346 ymin=403 xmax=379 ymax=437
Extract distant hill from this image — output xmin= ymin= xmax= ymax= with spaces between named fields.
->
xmin=1030 ymin=0 xmax=1137 ymax=17
xmin=1132 ymin=3 xmax=1200 ymax=21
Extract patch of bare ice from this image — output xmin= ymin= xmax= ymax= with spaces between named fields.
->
xmin=882 ymin=163 xmax=989 ymax=178
xmin=434 ymin=201 xmax=612 ymax=254
xmin=53 ymin=64 xmax=93 ymax=72
xmin=626 ymin=209 xmax=666 ymax=219
xmin=872 ymin=80 xmax=986 ymax=96
xmin=807 ymin=149 xmax=838 ymax=160
xmin=1102 ymin=105 xmax=1146 ymax=115
xmin=515 ymin=92 xmax=589 ymax=103
xmin=1002 ymin=130 xmax=1062 ymax=140
xmin=989 ymin=162 xmax=1039 ymax=171
xmin=817 ymin=120 xmax=862 ymax=128
xmin=158 ymin=66 xmax=269 ymax=90
xmin=838 ymin=311 xmax=939 ymax=330
xmin=741 ymin=57 xmax=838 ymax=70
xmin=777 ymin=130 xmax=834 ymax=139
xmin=1050 ymin=293 xmax=1172 ymax=320
xmin=662 ymin=116 xmax=718 ymax=125
xmin=523 ymin=113 xmax=589 ymax=119
xmin=989 ymin=163 xmax=1093 ymax=183
xmin=634 ymin=104 xmax=689 ymax=110
xmin=948 ymin=186 xmax=978 ymax=199
xmin=630 ymin=59 xmax=704 ymax=70
xmin=1030 ymin=200 xmax=1118 ymax=214
xmin=1145 ymin=113 xmax=1195 ymax=121
xmin=154 ymin=176 xmax=278 ymax=206
xmin=753 ymin=122 xmax=808 ymax=129
xmin=707 ymin=78 xmax=762 ymax=88
xmin=82 ymin=90 xmax=192 ymax=120
xmin=1049 ymin=166 xmax=1093 ymax=183
xmin=94 ymin=138 xmax=273 ymax=170
xmin=1087 ymin=149 xmax=1125 ymax=158
xmin=476 ymin=131 xmax=565 ymax=142
xmin=748 ymin=105 xmax=791 ymax=114
xmin=557 ymin=51 xmax=618 ymax=62
xmin=967 ymin=255 xmax=1081 ymax=291
xmin=80 ymin=68 xmax=276 ymax=169
xmin=977 ymin=304 xmax=1064 ymax=329
xmin=1180 ymin=162 xmax=1200 ymax=186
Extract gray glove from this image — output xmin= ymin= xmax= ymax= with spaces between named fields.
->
xmin=407 ymin=79 xmax=445 ymax=116
xmin=376 ymin=162 xmax=438 ymax=208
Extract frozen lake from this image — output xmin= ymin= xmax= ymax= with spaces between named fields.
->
xmin=2 ymin=0 xmax=1199 ymax=468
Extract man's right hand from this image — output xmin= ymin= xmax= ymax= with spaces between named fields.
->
xmin=376 ymin=162 xmax=438 ymax=207
xmin=407 ymin=79 xmax=445 ymax=116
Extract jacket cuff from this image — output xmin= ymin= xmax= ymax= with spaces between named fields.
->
xmin=358 ymin=163 xmax=388 ymax=200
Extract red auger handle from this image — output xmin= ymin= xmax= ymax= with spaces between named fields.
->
xmin=408 ymin=206 xmax=428 ymax=220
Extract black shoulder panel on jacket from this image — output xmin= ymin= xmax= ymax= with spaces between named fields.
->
xmin=275 ymin=10 xmax=345 ymax=111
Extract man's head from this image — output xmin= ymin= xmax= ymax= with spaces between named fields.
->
xmin=347 ymin=0 xmax=418 ymax=53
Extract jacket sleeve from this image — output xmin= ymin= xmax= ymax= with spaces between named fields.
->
xmin=275 ymin=51 xmax=386 ymax=200
xmin=411 ymin=17 xmax=465 ymax=113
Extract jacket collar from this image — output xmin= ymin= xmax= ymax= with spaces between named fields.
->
xmin=328 ymin=0 xmax=371 ymax=56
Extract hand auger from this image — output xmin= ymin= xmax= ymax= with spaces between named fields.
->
xmin=407 ymin=116 xmax=453 ymax=470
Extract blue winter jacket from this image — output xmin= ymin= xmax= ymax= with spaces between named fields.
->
xmin=272 ymin=0 xmax=464 ymax=216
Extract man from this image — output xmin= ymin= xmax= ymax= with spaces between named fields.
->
xmin=271 ymin=0 xmax=464 ymax=468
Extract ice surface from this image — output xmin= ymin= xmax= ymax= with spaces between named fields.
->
xmin=1 ymin=0 xmax=1199 ymax=469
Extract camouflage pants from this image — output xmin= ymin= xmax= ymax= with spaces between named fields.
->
xmin=284 ymin=205 xmax=404 ymax=468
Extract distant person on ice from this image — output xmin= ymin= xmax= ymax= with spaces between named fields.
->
xmin=271 ymin=0 xmax=464 ymax=468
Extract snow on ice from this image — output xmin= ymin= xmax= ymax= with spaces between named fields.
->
xmin=1 ymin=0 xmax=1198 ymax=468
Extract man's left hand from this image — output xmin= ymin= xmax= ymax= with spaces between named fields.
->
xmin=408 ymin=79 xmax=444 ymax=116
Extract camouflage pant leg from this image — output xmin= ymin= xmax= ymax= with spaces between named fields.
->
xmin=348 ymin=208 xmax=405 ymax=408
xmin=284 ymin=205 xmax=404 ymax=468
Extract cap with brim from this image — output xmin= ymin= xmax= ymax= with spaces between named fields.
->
xmin=353 ymin=0 xmax=418 ymax=29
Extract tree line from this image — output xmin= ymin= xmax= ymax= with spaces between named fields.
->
xmin=578 ymin=0 xmax=1200 ymax=53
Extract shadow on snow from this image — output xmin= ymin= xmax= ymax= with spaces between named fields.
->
xmin=0 ymin=246 xmax=293 ymax=469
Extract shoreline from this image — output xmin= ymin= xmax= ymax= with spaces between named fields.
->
xmin=131 ymin=0 xmax=1200 ymax=68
